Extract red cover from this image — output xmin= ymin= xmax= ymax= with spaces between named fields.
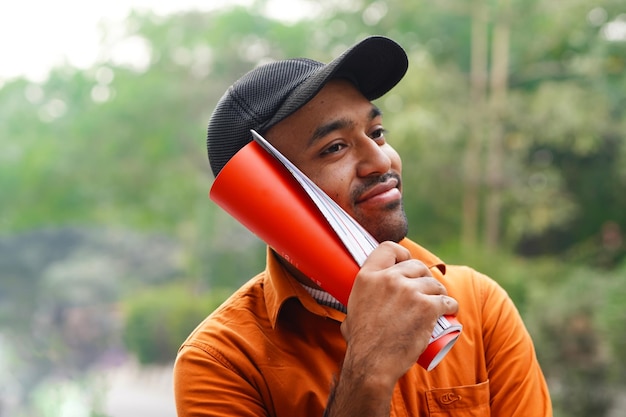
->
xmin=210 ymin=140 xmax=460 ymax=371
xmin=210 ymin=141 xmax=359 ymax=304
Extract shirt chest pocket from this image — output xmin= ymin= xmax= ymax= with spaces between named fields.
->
xmin=425 ymin=380 xmax=490 ymax=417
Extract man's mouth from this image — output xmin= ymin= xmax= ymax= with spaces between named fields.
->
xmin=355 ymin=176 xmax=401 ymax=205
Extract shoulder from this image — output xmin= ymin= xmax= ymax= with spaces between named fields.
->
xmin=173 ymin=274 xmax=273 ymax=416
xmin=182 ymin=274 xmax=269 ymax=349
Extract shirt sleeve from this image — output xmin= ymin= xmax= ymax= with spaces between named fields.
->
xmin=173 ymin=344 xmax=269 ymax=417
xmin=478 ymin=271 xmax=553 ymax=416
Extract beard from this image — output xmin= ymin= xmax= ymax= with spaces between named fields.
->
xmin=350 ymin=172 xmax=409 ymax=243
xmin=355 ymin=200 xmax=408 ymax=243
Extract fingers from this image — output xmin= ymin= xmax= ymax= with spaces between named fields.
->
xmin=387 ymin=258 xmax=433 ymax=279
xmin=437 ymin=294 xmax=459 ymax=316
xmin=356 ymin=241 xmax=459 ymax=317
xmin=361 ymin=241 xmax=412 ymax=270
xmin=365 ymin=242 xmax=445 ymax=293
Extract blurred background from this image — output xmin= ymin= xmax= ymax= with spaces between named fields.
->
xmin=1 ymin=0 xmax=625 ymax=416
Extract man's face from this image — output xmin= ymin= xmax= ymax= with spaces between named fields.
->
xmin=266 ymin=79 xmax=408 ymax=243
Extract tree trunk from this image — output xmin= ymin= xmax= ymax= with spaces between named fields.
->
xmin=462 ymin=0 xmax=489 ymax=250
xmin=484 ymin=0 xmax=511 ymax=250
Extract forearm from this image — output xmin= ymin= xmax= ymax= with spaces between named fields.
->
xmin=323 ymin=350 xmax=396 ymax=417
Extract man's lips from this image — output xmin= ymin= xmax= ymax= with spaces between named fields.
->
xmin=356 ymin=178 xmax=401 ymax=204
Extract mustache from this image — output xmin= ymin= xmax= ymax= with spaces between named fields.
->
xmin=351 ymin=172 xmax=402 ymax=201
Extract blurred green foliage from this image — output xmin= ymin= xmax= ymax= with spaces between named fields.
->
xmin=122 ymin=285 xmax=231 ymax=364
xmin=1 ymin=0 xmax=626 ymax=416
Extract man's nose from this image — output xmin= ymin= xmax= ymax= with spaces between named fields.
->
xmin=356 ymin=136 xmax=392 ymax=177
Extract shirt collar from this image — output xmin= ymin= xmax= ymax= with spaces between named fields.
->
xmin=264 ymin=247 xmax=346 ymax=328
xmin=400 ymin=237 xmax=447 ymax=276
xmin=263 ymin=238 xmax=446 ymax=328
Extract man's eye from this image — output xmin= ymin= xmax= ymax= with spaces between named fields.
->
xmin=370 ymin=128 xmax=387 ymax=139
xmin=322 ymin=143 xmax=345 ymax=155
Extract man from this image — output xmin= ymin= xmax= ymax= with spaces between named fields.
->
xmin=174 ymin=36 xmax=552 ymax=416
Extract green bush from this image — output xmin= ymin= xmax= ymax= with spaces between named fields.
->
xmin=523 ymin=261 xmax=626 ymax=417
xmin=122 ymin=285 xmax=231 ymax=364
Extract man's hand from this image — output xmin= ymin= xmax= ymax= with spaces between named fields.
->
xmin=325 ymin=241 xmax=459 ymax=417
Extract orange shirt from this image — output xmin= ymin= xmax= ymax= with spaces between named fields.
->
xmin=174 ymin=239 xmax=552 ymax=416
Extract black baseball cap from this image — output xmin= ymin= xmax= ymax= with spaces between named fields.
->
xmin=206 ymin=36 xmax=409 ymax=177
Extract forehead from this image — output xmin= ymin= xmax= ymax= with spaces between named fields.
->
xmin=301 ymin=78 xmax=370 ymax=112
xmin=267 ymin=79 xmax=377 ymax=140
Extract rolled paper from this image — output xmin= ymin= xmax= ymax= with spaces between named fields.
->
xmin=210 ymin=140 xmax=359 ymax=303
xmin=210 ymin=139 xmax=461 ymax=370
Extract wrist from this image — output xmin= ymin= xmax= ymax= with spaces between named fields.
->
xmin=324 ymin=351 xmax=396 ymax=417
xmin=340 ymin=346 xmax=397 ymax=398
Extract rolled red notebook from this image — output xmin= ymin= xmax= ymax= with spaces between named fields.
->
xmin=210 ymin=138 xmax=461 ymax=371
xmin=210 ymin=140 xmax=359 ymax=301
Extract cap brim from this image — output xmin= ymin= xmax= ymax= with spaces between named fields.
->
xmin=265 ymin=36 xmax=408 ymax=129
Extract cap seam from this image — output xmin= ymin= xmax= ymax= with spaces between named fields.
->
xmin=229 ymin=85 xmax=264 ymax=126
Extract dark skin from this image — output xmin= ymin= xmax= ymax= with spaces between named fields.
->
xmin=266 ymin=79 xmax=459 ymax=416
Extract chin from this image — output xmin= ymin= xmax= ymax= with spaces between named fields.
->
xmin=355 ymin=202 xmax=408 ymax=243
xmin=374 ymin=228 xmax=408 ymax=244
xmin=366 ymin=215 xmax=408 ymax=243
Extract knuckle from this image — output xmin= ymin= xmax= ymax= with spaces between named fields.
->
xmin=440 ymin=295 xmax=459 ymax=313
xmin=422 ymin=277 xmax=446 ymax=292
